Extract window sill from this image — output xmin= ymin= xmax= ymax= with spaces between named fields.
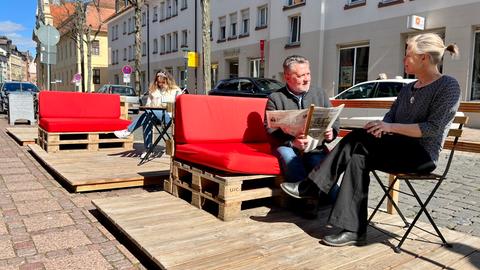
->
xmin=227 ymin=36 xmax=238 ymax=41
xmin=344 ymin=2 xmax=366 ymax=10
xmin=282 ymin=2 xmax=306 ymax=11
xmin=180 ymin=7 xmax=187 ymax=11
xmin=285 ymin=42 xmax=301 ymax=49
xmin=152 ymin=19 xmax=158 ymax=22
xmin=378 ymin=0 xmax=404 ymax=8
xmin=180 ymin=45 xmax=188 ymax=48
xmin=238 ymin=33 xmax=250 ymax=39
xmin=255 ymin=25 xmax=268 ymax=31
xmin=217 ymin=39 xmax=226 ymax=43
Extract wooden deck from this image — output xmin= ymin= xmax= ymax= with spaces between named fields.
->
xmin=6 ymin=126 xmax=37 ymax=145
xmin=28 ymin=144 xmax=170 ymax=192
xmin=93 ymin=192 xmax=480 ymax=269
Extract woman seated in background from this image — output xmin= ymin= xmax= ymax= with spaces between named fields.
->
xmin=114 ymin=69 xmax=182 ymax=158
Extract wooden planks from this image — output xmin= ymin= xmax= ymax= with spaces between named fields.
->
xmin=37 ymin=128 xmax=134 ymax=153
xmin=93 ymin=192 xmax=480 ymax=270
xmin=166 ymin=160 xmax=282 ymax=221
xmin=28 ymin=144 xmax=170 ymax=192
xmin=6 ymin=127 xmax=37 ymax=145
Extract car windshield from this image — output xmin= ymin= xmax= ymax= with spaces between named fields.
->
xmin=111 ymin=86 xmax=136 ymax=96
xmin=254 ymin=79 xmax=284 ymax=92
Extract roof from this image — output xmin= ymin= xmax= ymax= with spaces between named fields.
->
xmin=50 ymin=1 xmax=115 ymax=33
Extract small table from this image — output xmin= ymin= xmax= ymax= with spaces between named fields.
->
xmin=138 ymin=105 xmax=172 ymax=165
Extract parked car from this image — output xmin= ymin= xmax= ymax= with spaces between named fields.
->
xmin=332 ymin=78 xmax=416 ymax=100
xmin=0 ymin=81 xmax=40 ymax=113
xmin=331 ymin=78 xmax=416 ymax=128
xmin=208 ymin=77 xmax=285 ymax=98
xmin=97 ymin=84 xmax=140 ymax=113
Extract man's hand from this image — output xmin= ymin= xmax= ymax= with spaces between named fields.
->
xmin=292 ymin=134 xmax=309 ymax=150
xmin=323 ymin=128 xmax=334 ymax=141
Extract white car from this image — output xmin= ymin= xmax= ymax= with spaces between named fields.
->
xmin=97 ymin=84 xmax=140 ymax=113
xmin=333 ymin=78 xmax=416 ymax=100
xmin=332 ymin=78 xmax=416 ymax=128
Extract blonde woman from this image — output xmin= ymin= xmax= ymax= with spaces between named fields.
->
xmin=281 ymin=33 xmax=461 ymax=247
xmin=114 ymin=70 xmax=182 ymax=158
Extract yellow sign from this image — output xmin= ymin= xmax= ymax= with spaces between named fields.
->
xmin=187 ymin=52 xmax=199 ymax=68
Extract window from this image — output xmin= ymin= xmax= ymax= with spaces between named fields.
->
xmin=471 ymin=31 xmax=480 ymax=100
xmin=178 ymin=67 xmax=186 ymax=88
xmin=375 ymin=82 xmax=404 ymax=98
xmin=111 ymin=50 xmax=115 ymax=64
xmin=167 ymin=0 xmax=172 ymax=17
xmin=241 ymin=9 xmax=249 ymax=35
xmin=128 ymin=18 xmax=132 ymax=33
xmin=229 ymin=13 xmax=237 ymax=38
xmin=181 ymin=30 xmax=188 ymax=47
xmin=128 ymin=45 xmax=133 ymax=60
xmin=153 ymin=6 xmax=158 ymax=21
xmin=181 ymin=0 xmax=187 ymax=9
xmin=336 ymin=82 xmax=375 ymax=99
xmin=123 ymin=48 xmax=127 ymax=60
xmin=257 ymin=5 xmax=268 ymax=28
xmin=142 ymin=42 xmax=146 ymax=56
xmin=210 ymin=21 xmax=213 ymax=40
xmin=115 ymin=25 xmax=118 ymax=39
xmin=289 ymin=16 xmax=301 ymax=44
xmin=250 ymin=59 xmax=264 ymax=78
xmin=123 ymin=21 xmax=126 ymax=34
xmin=160 ymin=2 xmax=165 ymax=20
xmin=348 ymin=0 xmax=365 ymax=5
xmin=114 ymin=74 xmax=119 ymax=84
xmin=172 ymin=0 xmax=178 ymax=16
xmin=338 ymin=45 xmax=369 ymax=92
xmin=160 ymin=35 xmax=165 ymax=53
xmin=93 ymin=69 xmax=100 ymax=84
xmin=172 ymin=32 xmax=178 ymax=51
xmin=142 ymin=11 xmax=146 ymax=26
xmin=111 ymin=26 xmax=115 ymax=41
xmin=166 ymin=33 xmax=171 ymax=52
xmin=219 ymin=16 xmax=226 ymax=40
xmin=92 ymin=40 xmax=100 ymax=55
xmin=153 ymin=38 xmax=158 ymax=53
xmin=286 ymin=0 xmax=305 ymax=5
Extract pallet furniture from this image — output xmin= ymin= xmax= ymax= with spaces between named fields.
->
xmin=168 ymin=95 xmax=282 ymax=220
xmin=38 ymin=91 xmax=132 ymax=153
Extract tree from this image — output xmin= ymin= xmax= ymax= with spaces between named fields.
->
xmin=200 ymin=0 xmax=211 ymax=94
xmin=126 ymin=0 xmax=144 ymax=96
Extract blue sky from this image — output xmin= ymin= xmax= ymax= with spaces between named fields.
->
xmin=0 ymin=1 xmax=37 ymax=54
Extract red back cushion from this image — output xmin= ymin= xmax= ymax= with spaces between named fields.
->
xmin=175 ymin=95 xmax=269 ymax=144
xmin=39 ymin=91 xmax=120 ymax=119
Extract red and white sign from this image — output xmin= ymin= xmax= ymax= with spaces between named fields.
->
xmin=260 ymin=40 xmax=265 ymax=63
xmin=122 ymin=65 xmax=133 ymax=75
xmin=408 ymin=15 xmax=425 ymax=31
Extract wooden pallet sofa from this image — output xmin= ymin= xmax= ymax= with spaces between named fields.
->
xmin=37 ymin=91 xmax=133 ymax=153
xmin=165 ymin=94 xmax=282 ymax=221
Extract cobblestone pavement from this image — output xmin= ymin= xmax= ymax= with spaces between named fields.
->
xmin=1 ymin=115 xmax=480 ymax=269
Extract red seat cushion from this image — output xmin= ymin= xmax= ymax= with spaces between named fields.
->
xmin=175 ymin=95 xmax=269 ymax=144
xmin=40 ymin=118 xmax=131 ymax=133
xmin=175 ymin=143 xmax=280 ymax=175
xmin=39 ymin=91 xmax=121 ymax=119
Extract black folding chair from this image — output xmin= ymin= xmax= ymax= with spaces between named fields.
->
xmin=368 ymin=115 xmax=468 ymax=253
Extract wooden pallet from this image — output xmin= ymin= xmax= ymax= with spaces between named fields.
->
xmin=37 ymin=128 xmax=133 ymax=153
xmin=166 ymin=160 xmax=282 ymax=221
xmin=6 ymin=127 xmax=37 ymax=145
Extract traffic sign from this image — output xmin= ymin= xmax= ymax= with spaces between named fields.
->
xmin=122 ymin=65 xmax=133 ymax=75
xmin=73 ymin=73 xmax=82 ymax=82
xmin=37 ymin=24 xmax=60 ymax=46
xmin=123 ymin=74 xmax=131 ymax=83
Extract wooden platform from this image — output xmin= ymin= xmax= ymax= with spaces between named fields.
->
xmin=6 ymin=127 xmax=37 ymax=145
xmin=93 ymin=192 xmax=480 ymax=270
xmin=28 ymin=144 xmax=170 ymax=192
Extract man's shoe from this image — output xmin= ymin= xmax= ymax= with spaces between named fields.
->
xmin=321 ymin=230 xmax=366 ymax=247
xmin=114 ymin=129 xmax=131 ymax=139
xmin=280 ymin=179 xmax=319 ymax=199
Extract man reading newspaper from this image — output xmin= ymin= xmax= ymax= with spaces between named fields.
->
xmin=264 ymin=55 xmax=340 ymax=218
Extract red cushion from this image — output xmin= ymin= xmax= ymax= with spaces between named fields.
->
xmin=175 ymin=143 xmax=280 ymax=175
xmin=39 ymin=91 xmax=120 ymax=119
xmin=40 ymin=118 xmax=131 ymax=132
xmin=175 ymin=95 xmax=269 ymax=144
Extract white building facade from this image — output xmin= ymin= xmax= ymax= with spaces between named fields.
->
xmin=107 ymin=0 xmax=480 ymax=100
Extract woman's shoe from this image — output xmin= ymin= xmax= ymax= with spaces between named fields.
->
xmin=114 ymin=129 xmax=131 ymax=139
xmin=140 ymin=151 xmax=148 ymax=159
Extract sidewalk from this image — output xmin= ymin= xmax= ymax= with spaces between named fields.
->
xmin=1 ymin=115 xmax=480 ymax=269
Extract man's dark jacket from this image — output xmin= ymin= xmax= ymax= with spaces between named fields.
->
xmin=264 ymin=86 xmax=340 ymax=148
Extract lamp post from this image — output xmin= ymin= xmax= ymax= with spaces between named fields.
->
xmin=145 ymin=2 xmax=150 ymax=86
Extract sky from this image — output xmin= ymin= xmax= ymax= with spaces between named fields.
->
xmin=0 ymin=0 xmax=38 ymax=54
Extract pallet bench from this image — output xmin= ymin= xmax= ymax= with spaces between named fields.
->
xmin=38 ymin=128 xmax=133 ymax=153
xmin=165 ymin=161 xmax=281 ymax=221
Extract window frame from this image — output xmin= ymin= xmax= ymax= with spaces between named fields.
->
xmin=288 ymin=15 xmax=301 ymax=44
xmin=257 ymin=5 xmax=268 ymax=28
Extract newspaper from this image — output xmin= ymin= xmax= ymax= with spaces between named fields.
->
xmin=266 ymin=104 xmax=344 ymax=151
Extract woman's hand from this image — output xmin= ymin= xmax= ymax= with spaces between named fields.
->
xmin=364 ymin=120 xmax=391 ymax=138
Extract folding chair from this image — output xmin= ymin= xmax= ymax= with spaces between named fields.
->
xmin=368 ymin=115 xmax=468 ymax=253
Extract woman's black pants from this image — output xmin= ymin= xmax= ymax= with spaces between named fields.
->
xmin=308 ymin=129 xmax=435 ymax=233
